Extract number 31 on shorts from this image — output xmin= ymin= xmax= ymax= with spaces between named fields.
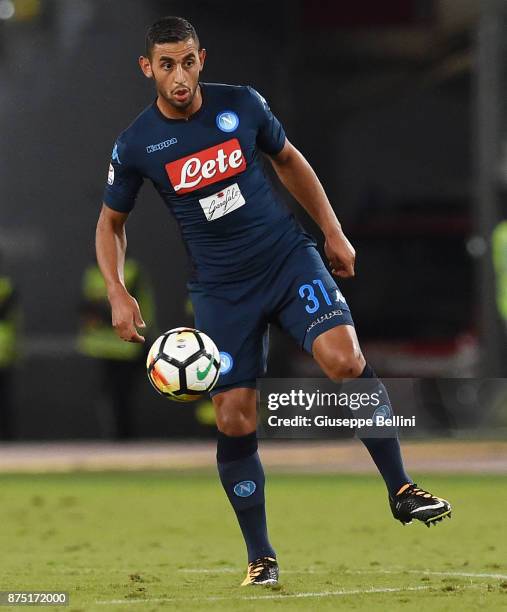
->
xmin=298 ymin=279 xmax=344 ymax=314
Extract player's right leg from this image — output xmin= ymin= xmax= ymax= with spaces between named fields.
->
xmin=187 ymin=280 xmax=278 ymax=585
xmin=213 ymin=387 xmax=279 ymax=586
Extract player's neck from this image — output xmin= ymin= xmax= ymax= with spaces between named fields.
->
xmin=156 ymin=85 xmax=203 ymax=121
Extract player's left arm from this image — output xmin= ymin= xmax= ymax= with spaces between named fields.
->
xmin=269 ymin=139 xmax=355 ymax=278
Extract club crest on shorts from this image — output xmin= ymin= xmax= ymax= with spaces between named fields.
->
xmin=234 ymin=480 xmax=256 ymax=497
xmin=216 ymin=111 xmax=239 ymax=133
xmin=219 ymin=351 xmax=233 ymax=374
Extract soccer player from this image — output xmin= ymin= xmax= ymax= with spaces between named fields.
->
xmin=96 ymin=16 xmax=452 ymax=586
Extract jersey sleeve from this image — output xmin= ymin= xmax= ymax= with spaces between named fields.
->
xmin=246 ymin=87 xmax=286 ymax=156
xmin=102 ymin=135 xmax=143 ymax=213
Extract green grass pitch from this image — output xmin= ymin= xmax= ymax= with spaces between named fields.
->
xmin=0 ymin=472 xmax=505 ymax=611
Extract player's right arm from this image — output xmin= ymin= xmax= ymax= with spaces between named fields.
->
xmin=95 ymin=205 xmax=146 ymax=343
xmin=97 ymin=135 xmax=145 ymax=343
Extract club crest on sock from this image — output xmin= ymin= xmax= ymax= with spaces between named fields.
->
xmin=372 ymin=404 xmax=391 ymax=424
xmin=234 ymin=480 xmax=256 ymax=497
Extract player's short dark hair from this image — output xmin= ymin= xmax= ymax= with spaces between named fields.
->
xmin=145 ymin=16 xmax=200 ymax=57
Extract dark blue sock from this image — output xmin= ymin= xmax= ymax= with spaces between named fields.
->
xmin=217 ymin=431 xmax=275 ymax=562
xmin=358 ymin=364 xmax=413 ymax=496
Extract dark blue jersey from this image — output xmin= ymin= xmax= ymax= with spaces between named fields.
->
xmin=103 ymin=82 xmax=314 ymax=283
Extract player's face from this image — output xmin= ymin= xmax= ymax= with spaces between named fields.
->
xmin=139 ymin=38 xmax=206 ymax=111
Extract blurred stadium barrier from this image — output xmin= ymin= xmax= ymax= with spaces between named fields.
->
xmin=0 ymin=439 xmax=505 ymax=474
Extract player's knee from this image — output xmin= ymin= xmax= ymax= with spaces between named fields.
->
xmin=321 ymin=350 xmax=365 ymax=381
xmin=213 ymin=391 xmax=256 ymax=437
xmin=216 ymin=412 xmax=254 ymax=437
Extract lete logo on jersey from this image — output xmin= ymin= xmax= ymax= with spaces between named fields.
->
xmin=165 ymin=138 xmax=246 ymax=194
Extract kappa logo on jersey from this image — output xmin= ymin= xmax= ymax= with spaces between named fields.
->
xmin=165 ymin=138 xmax=246 ymax=194
xmin=216 ymin=111 xmax=239 ymax=133
xmin=112 ymin=144 xmax=121 ymax=165
xmin=146 ymin=138 xmax=177 ymax=153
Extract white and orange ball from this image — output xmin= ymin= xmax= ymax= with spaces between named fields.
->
xmin=146 ymin=327 xmax=220 ymax=402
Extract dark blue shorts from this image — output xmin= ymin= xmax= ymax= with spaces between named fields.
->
xmin=188 ymin=245 xmax=354 ymax=395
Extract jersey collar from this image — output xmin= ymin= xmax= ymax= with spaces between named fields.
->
xmin=152 ymin=82 xmax=206 ymax=124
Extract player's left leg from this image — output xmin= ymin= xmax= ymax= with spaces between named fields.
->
xmin=272 ymin=244 xmax=451 ymax=527
xmin=312 ymin=325 xmax=452 ymax=527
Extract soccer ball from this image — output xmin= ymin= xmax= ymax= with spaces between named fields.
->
xmin=146 ymin=327 xmax=221 ymax=401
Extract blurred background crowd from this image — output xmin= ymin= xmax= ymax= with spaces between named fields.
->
xmin=1 ymin=0 xmax=507 ymax=440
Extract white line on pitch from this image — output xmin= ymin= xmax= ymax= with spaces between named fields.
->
xmin=96 ymin=585 xmax=432 ymax=605
xmin=177 ymin=567 xmax=507 ymax=580
xmin=354 ymin=569 xmax=507 ymax=581
xmin=178 ymin=568 xmax=325 ymax=574
xmin=48 ymin=567 xmax=507 ymax=580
